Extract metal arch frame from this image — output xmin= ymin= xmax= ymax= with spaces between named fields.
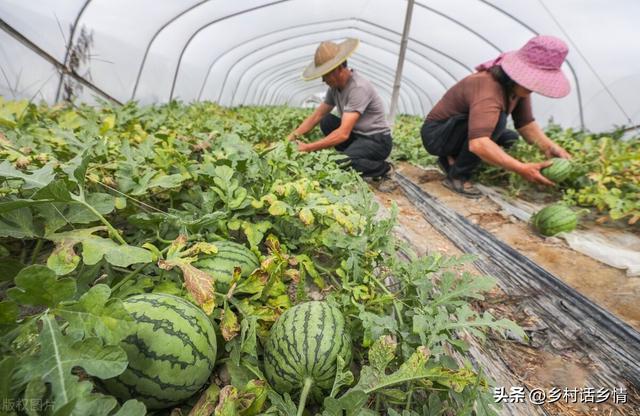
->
xmin=219 ymin=23 xmax=454 ymax=106
xmin=43 ymin=0 xmax=583 ymax=123
xmin=131 ymin=0 xmax=209 ymax=100
xmin=168 ymin=0 xmax=293 ymax=100
xmin=54 ymin=0 xmax=92 ymax=102
xmin=257 ymin=55 xmax=431 ymax=114
xmin=238 ymin=27 xmax=445 ymax=108
xmin=268 ymin=60 xmax=416 ymax=114
xmin=476 ymin=0 xmax=584 ymax=128
xmin=231 ymin=41 xmax=422 ymax=112
xmin=261 ymin=55 xmax=430 ymax=114
xmin=224 ymin=28 xmax=459 ymax=108
xmin=198 ymin=17 xmax=457 ymax=102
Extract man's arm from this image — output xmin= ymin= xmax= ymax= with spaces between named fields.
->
xmin=287 ymin=102 xmax=334 ymax=141
xmin=517 ymin=121 xmax=571 ymax=159
xmin=298 ymin=111 xmax=360 ymax=152
xmin=468 ymin=137 xmax=554 ymax=186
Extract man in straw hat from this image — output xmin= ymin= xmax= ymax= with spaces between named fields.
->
xmin=420 ymin=35 xmax=572 ymax=198
xmin=287 ymin=38 xmax=395 ymax=190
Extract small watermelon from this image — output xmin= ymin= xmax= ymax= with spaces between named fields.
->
xmin=102 ymin=293 xmax=217 ymax=409
xmin=264 ymin=301 xmax=351 ymax=397
xmin=531 ymin=204 xmax=578 ymax=236
xmin=541 ymin=158 xmax=572 ymax=183
xmin=194 ymin=240 xmax=259 ymax=286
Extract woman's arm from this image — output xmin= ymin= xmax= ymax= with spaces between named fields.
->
xmin=517 ymin=121 xmax=571 ymax=159
xmin=469 ymin=136 xmax=554 ymax=185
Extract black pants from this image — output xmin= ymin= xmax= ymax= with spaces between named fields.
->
xmin=420 ymin=113 xmax=519 ymax=181
xmin=321 ymin=113 xmax=392 ymax=178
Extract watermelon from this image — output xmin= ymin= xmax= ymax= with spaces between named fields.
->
xmin=102 ymin=293 xmax=217 ymax=409
xmin=531 ymin=204 xmax=578 ymax=236
xmin=264 ymin=301 xmax=351 ymax=399
xmin=194 ymin=240 xmax=259 ymax=286
xmin=541 ymin=158 xmax=572 ymax=183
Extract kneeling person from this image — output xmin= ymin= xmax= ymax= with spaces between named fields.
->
xmin=288 ymin=38 xmax=394 ymax=187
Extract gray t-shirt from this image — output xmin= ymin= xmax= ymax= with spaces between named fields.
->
xmin=324 ymin=70 xmax=390 ymax=136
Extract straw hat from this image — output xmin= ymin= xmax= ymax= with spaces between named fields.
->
xmin=302 ymin=38 xmax=360 ymax=80
xmin=476 ymin=35 xmax=570 ymax=98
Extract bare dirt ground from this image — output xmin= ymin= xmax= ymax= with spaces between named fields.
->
xmin=372 ymin=162 xmax=640 ymax=416
xmin=393 ymin=162 xmax=640 ymax=331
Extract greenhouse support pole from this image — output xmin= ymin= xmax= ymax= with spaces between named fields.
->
xmin=388 ymin=0 xmax=415 ymax=125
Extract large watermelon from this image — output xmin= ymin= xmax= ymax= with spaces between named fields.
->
xmin=541 ymin=158 xmax=572 ymax=183
xmin=531 ymin=204 xmax=578 ymax=236
xmin=102 ymin=293 xmax=217 ymax=409
xmin=194 ymin=240 xmax=259 ymax=286
xmin=264 ymin=301 xmax=351 ymax=397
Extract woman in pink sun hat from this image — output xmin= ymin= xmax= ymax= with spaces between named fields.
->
xmin=421 ymin=35 xmax=572 ymax=198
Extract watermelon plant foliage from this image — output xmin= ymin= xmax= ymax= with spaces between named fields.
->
xmin=0 ymin=100 xmax=523 ymax=415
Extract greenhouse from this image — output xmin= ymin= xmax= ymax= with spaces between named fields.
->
xmin=0 ymin=1 xmax=639 ymax=415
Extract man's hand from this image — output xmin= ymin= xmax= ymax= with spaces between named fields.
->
xmin=544 ymin=144 xmax=571 ymax=159
xmin=517 ymin=161 xmax=555 ymax=186
xmin=296 ymin=141 xmax=310 ymax=152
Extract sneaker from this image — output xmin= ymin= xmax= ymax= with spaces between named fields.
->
xmin=374 ymin=164 xmax=397 ymax=192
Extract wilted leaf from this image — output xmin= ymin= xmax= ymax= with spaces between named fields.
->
xmin=221 ymin=301 xmax=240 ymax=341
xmin=0 ymin=161 xmax=55 ymax=190
xmin=268 ymin=201 xmax=288 ymax=216
xmin=47 ymin=240 xmax=81 ymax=275
xmin=298 ymin=207 xmax=315 ymax=225
xmin=188 ymin=383 xmax=220 ymax=416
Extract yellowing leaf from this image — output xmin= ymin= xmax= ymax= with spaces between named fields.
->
xmin=220 ymin=302 xmax=240 ymax=341
xmin=268 ymin=200 xmax=288 ymax=216
xmin=298 ymin=207 xmax=315 ymax=225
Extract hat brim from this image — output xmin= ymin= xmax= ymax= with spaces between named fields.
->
xmin=302 ymin=38 xmax=360 ymax=81
xmin=501 ymin=51 xmax=571 ymax=98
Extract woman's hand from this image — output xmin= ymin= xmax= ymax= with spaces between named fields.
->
xmin=545 ymin=144 xmax=571 ymax=159
xmin=517 ymin=161 xmax=555 ymax=186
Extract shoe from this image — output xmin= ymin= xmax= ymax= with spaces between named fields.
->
xmin=442 ymin=177 xmax=482 ymax=198
xmin=377 ymin=174 xmax=398 ymax=192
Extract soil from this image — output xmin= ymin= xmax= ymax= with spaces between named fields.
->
xmin=393 ymin=162 xmax=640 ymax=331
xmin=372 ymin=162 xmax=640 ymax=415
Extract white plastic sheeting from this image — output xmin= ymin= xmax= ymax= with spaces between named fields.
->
xmin=1 ymin=0 xmax=639 ymax=131
xmin=477 ymin=184 xmax=640 ymax=277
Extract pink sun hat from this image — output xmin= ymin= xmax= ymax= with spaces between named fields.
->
xmin=476 ymin=35 xmax=571 ymax=98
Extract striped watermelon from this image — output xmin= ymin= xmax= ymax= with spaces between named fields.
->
xmin=532 ymin=204 xmax=577 ymax=236
xmin=264 ymin=301 xmax=351 ymax=397
xmin=194 ymin=240 xmax=259 ymax=286
xmin=541 ymin=158 xmax=572 ymax=183
xmin=102 ymin=293 xmax=217 ymax=409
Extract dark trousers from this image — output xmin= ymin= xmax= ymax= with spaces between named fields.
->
xmin=420 ymin=112 xmax=519 ymax=181
xmin=320 ymin=113 xmax=392 ymax=178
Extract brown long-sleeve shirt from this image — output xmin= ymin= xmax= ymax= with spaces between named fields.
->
xmin=426 ymin=71 xmax=534 ymax=140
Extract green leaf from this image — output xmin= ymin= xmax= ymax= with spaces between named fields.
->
xmin=111 ymin=400 xmax=146 ymax=416
xmin=0 ymin=356 xmax=17 ymax=405
xmin=0 ymin=257 xmax=24 ymax=282
xmin=0 ymin=300 xmax=19 ymax=326
xmin=24 ymin=378 xmax=47 ymax=416
xmin=0 ymin=198 xmax=54 ymax=214
xmin=62 ymin=149 xmax=91 ymax=187
xmin=15 ymin=314 xmax=127 ymax=414
xmin=7 ymin=265 xmax=76 ymax=307
xmin=321 ymin=391 xmax=369 ymax=416
xmin=329 ymin=356 xmax=354 ymax=398
xmin=266 ymin=390 xmax=297 ymax=416
xmin=56 ymin=284 xmax=135 ymax=345
xmin=242 ymin=220 xmax=271 ymax=248
xmin=148 ymin=173 xmax=185 ymax=190
xmin=0 ymin=161 xmax=55 ymax=190
xmin=0 ymin=207 xmax=37 ymax=238
xmin=32 ymin=180 xmax=72 ymax=202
